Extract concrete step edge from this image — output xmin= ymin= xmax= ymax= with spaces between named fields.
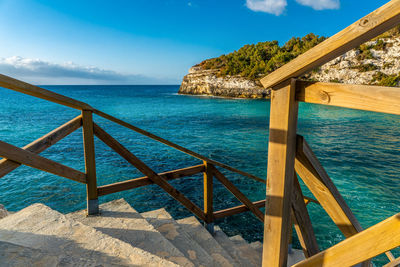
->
xmin=176 ymin=216 xmax=239 ymax=267
xmin=142 ymin=208 xmax=215 ymax=267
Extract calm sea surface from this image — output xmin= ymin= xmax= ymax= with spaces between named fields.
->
xmin=1 ymin=85 xmax=399 ymax=263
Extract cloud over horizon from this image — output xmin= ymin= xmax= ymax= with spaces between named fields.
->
xmin=246 ymin=0 xmax=340 ymax=15
xmin=0 ymin=56 xmax=174 ymax=85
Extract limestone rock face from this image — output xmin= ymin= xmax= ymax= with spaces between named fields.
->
xmin=179 ymin=66 xmax=270 ymax=99
xmin=306 ymin=37 xmax=400 ymax=85
xmin=0 ymin=204 xmax=8 ymax=219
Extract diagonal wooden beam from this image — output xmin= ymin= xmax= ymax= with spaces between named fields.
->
xmin=295 ymin=135 xmax=362 ymax=237
xmin=293 ymin=213 xmax=400 ymax=267
xmin=261 ymin=0 xmax=400 ymax=89
xmin=93 ymin=123 xmax=206 ymax=221
xmin=0 ymin=115 xmax=82 ymax=178
xmin=291 ymin=173 xmax=320 ymax=258
xmin=211 ymin=165 xmax=264 ymax=222
xmin=296 ymin=135 xmax=394 ymax=263
xmin=0 ymin=140 xmax=86 ymax=183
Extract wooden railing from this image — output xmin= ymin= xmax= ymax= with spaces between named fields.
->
xmin=0 ymin=73 xmax=271 ymax=229
xmin=260 ymin=0 xmax=400 ymax=266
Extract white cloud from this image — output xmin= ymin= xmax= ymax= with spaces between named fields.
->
xmin=295 ymin=0 xmax=340 ymax=10
xmin=0 ymin=56 xmax=172 ymax=85
xmin=246 ymin=0 xmax=287 ymax=16
xmin=245 ymin=0 xmax=340 ymax=15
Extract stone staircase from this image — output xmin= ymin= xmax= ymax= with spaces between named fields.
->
xmin=0 ymin=199 xmax=304 ymax=266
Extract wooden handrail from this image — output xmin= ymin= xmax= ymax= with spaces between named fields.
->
xmin=293 ymin=213 xmax=400 ymax=267
xmin=93 ymin=109 xmax=266 ymax=184
xmin=0 ymin=74 xmax=93 ymax=110
xmin=296 ymin=80 xmax=400 ymax=115
xmin=0 ymin=72 xmax=265 ymax=184
xmin=260 ymin=0 xmax=400 ymax=89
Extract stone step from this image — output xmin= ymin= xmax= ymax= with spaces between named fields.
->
xmin=0 ymin=240 xmax=123 ymax=266
xmin=0 ymin=204 xmax=178 ymax=266
xmin=142 ymin=208 xmax=215 ymax=267
xmin=229 ymin=235 xmax=262 ymax=266
xmin=67 ymin=198 xmax=192 ymax=267
xmin=213 ymin=226 xmax=258 ymax=267
xmin=176 ymin=216 xmax=238 ymax=267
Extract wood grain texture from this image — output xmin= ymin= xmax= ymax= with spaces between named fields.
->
xmin=0 ymin=115 xmax=82 ymax=178
xmin=292 ymin=174 xmax=319 ymax=258
xmin=295 ymin=135 xmax=362 ymax=237
xmin=211 ymin=165 xmax=264 ymax=222
xmin=82 ymin=111 xmax=98 ymax=201
xmin=93 ymin=109 xmax=265 ymax=184
xmin=93 ymin=123 xmax=206 ymax=221
xmin=0 ymin=140 xmax=86 ymax=183
xmin=261 ymin=0 xmax=400 ymax=89
xmin=293 ymin=213 xmax=400 ymax=267
xmin=97 ymin=164 xmax=205 ymax=196
xmin=0 ymin=74 xmax=92 ymax=110
xmin=203 ymin=161 xmax=214 ymax=224
xmin=263 ymin=79 xmax=298 ymax=267
xmin=296 ymin=80 xmax=400 ymax=115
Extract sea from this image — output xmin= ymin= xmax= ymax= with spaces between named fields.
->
xmin=0 ymin=85 xmax=399 ymax=264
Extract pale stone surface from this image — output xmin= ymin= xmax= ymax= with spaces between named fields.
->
xmin=0 ymin=240 xmax=123 ymax=266
xmin=142 ymin=208 xmax=214 ymax=267
xmin=177 ymin=216 xmax=237 ymax=267
xmin=0 ymin=204 xmax=8 ymax=219
xmin=0 ymin=204 xmax=178 ymax=267
xmin=229 ymin=235 xmax=262 ymax=266
xmin=67 ymin=198 xmax=192 ymax=267
xmin=213 ymin=226 xmax=257 ymax=267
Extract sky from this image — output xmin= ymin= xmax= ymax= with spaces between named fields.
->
xmin=0 ymin=0 xmax=390 ymax=85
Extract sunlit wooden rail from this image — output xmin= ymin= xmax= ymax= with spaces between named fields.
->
xmin=260 ymin=0 xmax=400 ymax=266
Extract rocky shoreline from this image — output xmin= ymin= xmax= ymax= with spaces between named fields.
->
xmin=179 ymin=37 xmax=400 ymax=99
xmin=178 ymin=66 xmax=270 ymax=99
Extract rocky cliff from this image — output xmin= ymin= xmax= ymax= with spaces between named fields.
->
xmin=179 ymin=66 xmax=270 ymax=99
xmin=179 ymin=36 xmax=400 ymax=98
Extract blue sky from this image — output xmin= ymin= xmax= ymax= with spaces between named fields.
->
xmin=0 ymin=0 xmax=389 ymax=84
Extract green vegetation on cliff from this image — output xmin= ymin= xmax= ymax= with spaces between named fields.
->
xmin=199 ymin=33 xmax=326 ymax=80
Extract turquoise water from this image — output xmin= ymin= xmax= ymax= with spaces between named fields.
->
xmin=1 ymin=85 xmax=399 ymax=264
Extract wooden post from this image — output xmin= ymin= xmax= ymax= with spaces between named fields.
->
xmin=263 ymin=79 xmax=299 ymax=267
xmin=203 ymin=161 xmax=214 ymax=234
xmin=82 ymin=110 xmax=98 ymax=215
